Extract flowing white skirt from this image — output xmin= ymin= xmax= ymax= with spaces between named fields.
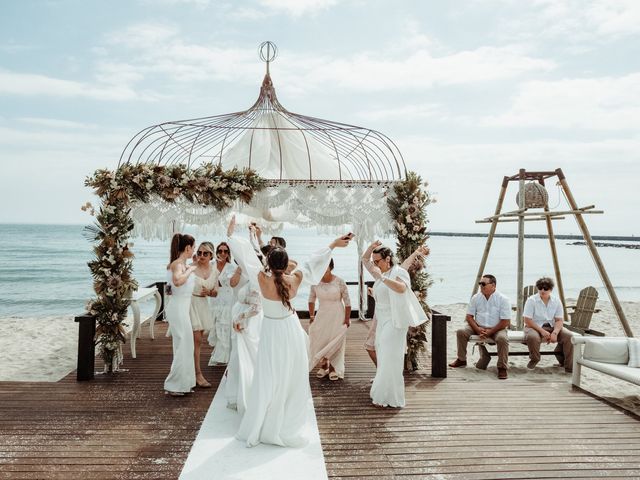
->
xmin=370 ymin=306 xmax=406 ymax=408
xmin=236 ymin=312 xmax=312 ymax=447
xmin=225 ymin=312 xmax=263 ymax=415
xmin=208 ymin=303 xmax=233 ymax=365
xmin=164 ymin=294 xmax=196 ymax=393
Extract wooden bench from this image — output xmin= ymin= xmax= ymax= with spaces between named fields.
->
xmin=129 ymin=286 xmax=162 ymax=359
xmin=469 ymin=330 xmax=565 ymax=357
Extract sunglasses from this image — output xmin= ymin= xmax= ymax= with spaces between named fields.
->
xmin=196 ymin=251 xmax=212 ymax=257
xmin=538 ymin=286 xmax=552 ymax=291
xmin=478 ymin=281 xmax=493 ymax=287
xmin=217 ymin=249 xmax=229 ymax=254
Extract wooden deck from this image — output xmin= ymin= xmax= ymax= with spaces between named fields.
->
xmin=2 ymin=320 xmax=640 ymax=479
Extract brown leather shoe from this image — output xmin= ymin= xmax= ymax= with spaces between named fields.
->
xmin=498 ymin=368 xmax=508 ymax=380
xmin=449 ymin=359 xmax=467 ymax=368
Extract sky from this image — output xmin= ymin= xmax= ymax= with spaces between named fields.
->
xmin=1 ymin=0 xmax=639 ymax=235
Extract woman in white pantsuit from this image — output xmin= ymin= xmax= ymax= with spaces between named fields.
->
xmin=164 ymin=233 xmax=198 ymax=396
xmin=362 ymin=241 xmax=429 ymax=408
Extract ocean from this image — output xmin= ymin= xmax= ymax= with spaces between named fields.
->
xmin=1 ymin=224 xmax=639 ymax=318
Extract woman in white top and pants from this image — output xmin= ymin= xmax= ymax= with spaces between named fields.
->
xmin=362 ymin=241 xmax=429 ymax=408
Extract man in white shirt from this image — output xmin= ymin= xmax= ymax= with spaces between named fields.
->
xmin=523 ymin=277 xmax=573 ymax=372
xmin=449 ymin=274 xmax=511 ymax=379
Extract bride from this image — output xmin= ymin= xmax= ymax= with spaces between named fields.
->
xmin=226 ymin=216 xmax=351 ymax=447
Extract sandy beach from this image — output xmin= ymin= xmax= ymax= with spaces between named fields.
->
xmin=1 ymin=300 xmax=639 ymax=413
xmin=433 ymin=300 xmax=640 ymax=415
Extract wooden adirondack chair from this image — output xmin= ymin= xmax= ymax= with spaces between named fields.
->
xmin=511 ymin=285 xmax=537 ymax=312
xmin=566 ymin=286 xmax=603 ymax=336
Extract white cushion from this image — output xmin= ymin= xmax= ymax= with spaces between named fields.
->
xmin=628 ymin=338 xmax=640 ymax=368
xmin=583 ymin=338 xmax=629 ymax=364
xmin=579 ymin=358 xmax=640 ymax=386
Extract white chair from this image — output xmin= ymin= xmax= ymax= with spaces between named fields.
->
xmin=129 ymin=286 xmax=162 ymax=359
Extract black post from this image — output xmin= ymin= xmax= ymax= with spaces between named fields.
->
xmin=75 ymin=314 xmax=96 ymax=381
xmin=431 ymin=311 xmax=451 ymax=378
xmin=365 ymin=280 xmax=375 ymax=318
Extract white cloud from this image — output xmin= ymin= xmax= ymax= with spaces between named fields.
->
xmin=100 ymin=20 xmax=554 ymax=97
xmin=258 ymin=0 xmax=340 ymax=16
xmin=482 ymin=73 xmax=640 ymax=130
xmin=278 ymin=46 xmax=554 ymax=94
xmin=0 ymin=124 xmax=127 ymax=155
xmin=0 ymin=70 xmax=151 ymax=101
xmin=105 ymin=22 xmax=179 ymax=48
xmin=357 ymin=104 xmax=441 ymax=121
xmin=496 ymin=0 xmax=640 ymax=44
xmin=396 ymin=135 xmax=640 ymax=235
xmin=138 ymin=0 xmax=211 ymax=7
xmin=18 ymin=117 xmax=98 ymax=129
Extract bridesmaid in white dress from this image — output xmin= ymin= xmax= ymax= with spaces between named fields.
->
xmin=208 ymin=242 xmax=242 ymax=365
xmin=362 ymin=241 xmax=429 ymax=408
xmin=308 ymin=259 xmax=352 ymax=380
xmin=164 ymin=233 xmax=198 ymax=397
xmin=189 ymin=241 xmax=218 ymax=388
xmin=227 ymin=216 xmax=352 ymax=447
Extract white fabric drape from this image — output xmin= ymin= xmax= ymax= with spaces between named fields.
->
xmin=129 ymin=183 xmax=393 ymax=244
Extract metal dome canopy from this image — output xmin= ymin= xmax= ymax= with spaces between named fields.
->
xmin=118 ymin=42 xmax=406 ymax=182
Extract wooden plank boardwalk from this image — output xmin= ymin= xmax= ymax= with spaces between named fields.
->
xmin=2 ymin=320 xmax=640 ymax=479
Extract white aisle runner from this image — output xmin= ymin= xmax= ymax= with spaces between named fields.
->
xmin=179 ymin=377 xmax=328 ymax=480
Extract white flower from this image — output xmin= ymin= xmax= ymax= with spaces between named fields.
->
xmin=405 ymin=214 xmax=412 ymax=224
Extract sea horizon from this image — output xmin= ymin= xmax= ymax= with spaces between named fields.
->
xmin=1 ymin=223 xmax=639 ymax=319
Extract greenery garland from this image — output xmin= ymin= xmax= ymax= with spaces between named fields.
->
xmin=387 ymin=171 xmax=434 ymax=371
xmin=84 ymin=163 xmax=266 ymax=371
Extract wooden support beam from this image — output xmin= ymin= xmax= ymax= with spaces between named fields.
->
xmin=478 ymin=205 xmax=599 ymax=222
xmin=541 ymin=178 xmax=569 ymax=322
xmin=557 ymin=168 xmax=633 ymax=337
xmin=516 ymin=169 xmax=525 ymax=330
xmin=476 ymin=216 xmax=566 ymax=223
xmin=472 ymin=176 xmax=509 ymax=297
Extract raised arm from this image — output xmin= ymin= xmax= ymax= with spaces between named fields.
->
xmin=292 ymin=233 xmax=353 ymax=288
xmin=227 ymin=214 xmax=237 ymax=238
xmin=362 ymin=240 xmax=383 ymax=278
xmin=401 ymin=245 xmax=429 ymax=271
xmin=171 ymin=262 xmax=197 ymax=287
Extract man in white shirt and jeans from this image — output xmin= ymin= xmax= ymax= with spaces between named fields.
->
xmin=449 ymin=274 xmax=511 ymax=379
xmin=523 ymin=276 xmax=573 ymax=372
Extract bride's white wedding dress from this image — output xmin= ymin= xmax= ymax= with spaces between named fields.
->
xmin=226 ymin=234 xmax=331 ymax=448
xmin=236 ymin=297 xmax=312 ymax=447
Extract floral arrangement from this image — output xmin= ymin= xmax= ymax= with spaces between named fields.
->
xmin=387 ymin=171 xmax=434 ymax=371
xmin=84 ymin=163 xmax=266 ymax=371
